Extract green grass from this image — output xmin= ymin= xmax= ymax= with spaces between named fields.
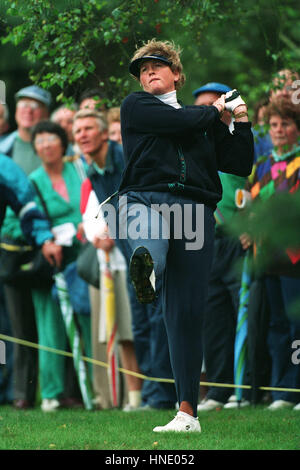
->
xmin=0 ymin=405 xmax=300 ymax=450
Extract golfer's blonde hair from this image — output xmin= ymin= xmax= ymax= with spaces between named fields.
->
xmin=130 ymin=38 xmax=186 ymax=90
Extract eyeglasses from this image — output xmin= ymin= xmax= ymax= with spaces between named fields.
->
xmin=17 ymin=100 xmax=43 ymax=110
xmin=34 ymin=135 xmax=60 ymax=145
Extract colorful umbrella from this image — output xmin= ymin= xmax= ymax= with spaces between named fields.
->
xmin=234 ymin=251 xmax=252 ymax=402
xmin=54 ymin=272 xmax=94 ymax=410
xmin=100 ymin=251 xmax=119 ymax=407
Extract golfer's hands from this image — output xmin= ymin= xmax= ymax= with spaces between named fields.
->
xmin=240 ymin=233 xmax=252 ymax=251
xmin=225 ymin=89 xmax=247 ymax=113
xmin=213 ymin=94 xmax=226 ymax=115
xmin=93 ymin=225 xmax=115 ymax=252
xmin=42 ymin=240 xmax=63 ymax=267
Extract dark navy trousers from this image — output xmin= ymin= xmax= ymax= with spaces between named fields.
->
xmin=115 ymin=214 xmax=177 ymax=409
xmin=118 ymin=191 xmax=215 ymax=416
xmin=265 ymin=275 xmax=300 ymax=403
xmin=203 ymin=236 xmax=247 ymax=403
xmin=0 ymin=282 xmax=13 ymax=404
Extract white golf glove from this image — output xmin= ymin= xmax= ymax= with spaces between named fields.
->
xmin=224 ymin=89 xmax=246 ymax=113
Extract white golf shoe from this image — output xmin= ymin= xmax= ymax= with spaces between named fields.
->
xmin=224 ymin=398 xmax=250 ymax=409
xmin=153 ymin=411 xmax=201 ymax=433
xmin=197 ymin=398 xmax=224 ymax=411
xmin=267 ymin=400 xmax=295 ymax=410
xmin=41 ymin=398 xmax=60 ymax=412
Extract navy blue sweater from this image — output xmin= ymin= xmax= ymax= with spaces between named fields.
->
xmin=119 ymin=92 xmax=254 ymax=209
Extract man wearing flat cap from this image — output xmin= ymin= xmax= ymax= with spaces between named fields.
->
xmin=193 ymin=82 xmax=233 ymax=127
xmin=0 ymin=85 xmax=52 ymax=409
xmin=0 ymin=85 xmax=51 ymax=174
xmin=193 ymin=82 xmax=252 ymax=412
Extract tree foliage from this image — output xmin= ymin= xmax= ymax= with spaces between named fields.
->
xmin=1 ymin=0 xmax=300 ymax=108
xmin=0 ymin=0 xmax=300 ymax=264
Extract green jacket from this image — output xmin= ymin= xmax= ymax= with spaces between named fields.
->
xmin=2 ymin=159 xmax=86 ymax=264
xmin=215 ymin=172 xmax=247 ymax=228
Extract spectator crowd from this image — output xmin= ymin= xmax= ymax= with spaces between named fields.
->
xmin=0 ymin=66 xmax=299 ymax=415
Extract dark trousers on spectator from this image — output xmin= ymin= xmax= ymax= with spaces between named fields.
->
xmin=265 ymin=275 xmax=300 ymax=403
xmin=3 ymin=284 xmax=38 ymax=405
xmin=0 ymin=282 xmax=14 ymax=404
xmin=202 ymin=236 xmax=248 ymax=403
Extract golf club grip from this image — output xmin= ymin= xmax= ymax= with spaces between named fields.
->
xmin=225 ymin=90 xmax=240 ymax=102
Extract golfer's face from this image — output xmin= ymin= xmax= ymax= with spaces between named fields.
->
xmin=139 ymin=60 xmax=179 ymax=95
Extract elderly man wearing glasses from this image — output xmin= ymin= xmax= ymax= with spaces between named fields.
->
xmin=0 ymin=85 xmax=51 ymax=173
xmin=0 ymin=84 xmax=52 ymax=409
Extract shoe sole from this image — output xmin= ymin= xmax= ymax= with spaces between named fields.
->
xmin=224 ymin=403 xmax=250 ymax=409
xmin=197 ymin=406 xmax=224 ymax=411
xmin=153 ymin=426 xmax=201 ymax=433
xmin=130 ymin=247 xmax=155 ymax=304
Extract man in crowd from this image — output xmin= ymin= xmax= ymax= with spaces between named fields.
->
xmin=194 ymin=82 xmax=251 ymax=411
xmin=0 ymin=85 xmax=51 ymax=173
xmin=51 ymin=104 xmax=79 ymax=155
xmin=78 ymin=88 xmax=107 ymax=113
xmin=0 ymin=84 xmax=52 ymax=409
xmin=0 ymin=103 xmax=10 ymax=141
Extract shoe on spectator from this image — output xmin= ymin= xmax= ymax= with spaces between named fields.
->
xmin=123 ymin=403 xmax=137 ymax=412
xmin=153 ymin=411 xmax=201 ymax=433
xmin=267 ymin=400 xmax=295 ymax=410
xmin=227 ymin=394 xmax=237 ymax=403
xmin=41 ymin=398 xmax=61 ymax=412
xmin=60 ymin=397 xmax=83 ymax=409
xmin=13 ymin=399 xmax=32 ymax=410
xmin=293 ymin=403 xmax=300 ymax=410
xmin=224 ymin=398 xmax=250 ymax=409
xmin=197 ymin=398 xmax=224 ymax=411
xmin=123 ymin=403 xmax=144 ymax=412
xmin=123 ymin=403 xmax=155 ymax=411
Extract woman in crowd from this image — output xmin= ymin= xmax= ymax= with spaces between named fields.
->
xmin=243 ymin=98 xmax=300 ymax=410
xmin=29 ymin=120 xmax=91 ymax=412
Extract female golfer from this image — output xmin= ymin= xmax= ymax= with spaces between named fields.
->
xmin=117 ymin=39 xmax=254 ymax=432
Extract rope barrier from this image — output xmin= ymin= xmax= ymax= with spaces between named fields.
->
xmin=1 ymin=333 xmax=300 ymax=394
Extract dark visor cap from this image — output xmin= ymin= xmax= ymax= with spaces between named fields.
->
xmin=129 ymin=55 xmax=172 ymax=78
